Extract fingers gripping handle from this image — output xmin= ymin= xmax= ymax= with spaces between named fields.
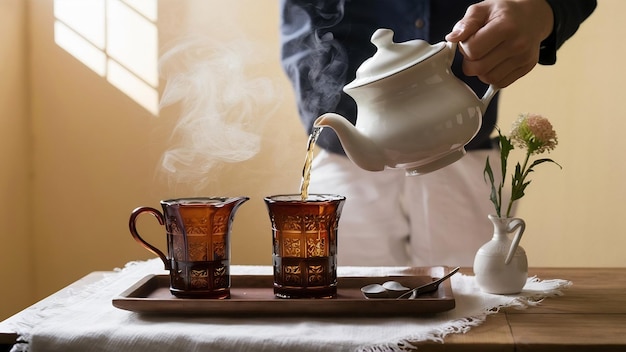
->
xmin=455 ymin=41 xmax=499 ymax=108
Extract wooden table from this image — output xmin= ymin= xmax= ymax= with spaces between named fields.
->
xmin=1 ymin=268 xmax=625 ymax=351
xmin=420 ymin=267 xmax=626 ymax=351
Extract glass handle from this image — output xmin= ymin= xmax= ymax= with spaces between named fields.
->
xmin=129 ymin=206 xmax=171 ymax=270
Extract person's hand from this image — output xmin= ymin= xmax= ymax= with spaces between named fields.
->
xmin=445 ymin=0 xmax=554 ymax=88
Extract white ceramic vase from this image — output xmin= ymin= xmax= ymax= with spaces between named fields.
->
xmin=473 ymin=215 xmax=528 ymax=294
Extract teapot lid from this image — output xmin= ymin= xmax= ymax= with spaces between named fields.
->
xmin=345 ymin=28 xmax=446 ymax=89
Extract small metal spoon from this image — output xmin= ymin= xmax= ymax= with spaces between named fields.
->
xmin=396 ymin=267 xmax=460 ymax=299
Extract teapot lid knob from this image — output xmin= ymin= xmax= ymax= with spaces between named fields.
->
xmin=370 ymin=28 xmax=395 ymax=47
xmin=345 ymin=29 xmax=447 ymax=90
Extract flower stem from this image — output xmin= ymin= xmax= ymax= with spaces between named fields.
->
xmin=506 ymin=150 xmax=531 ymax=217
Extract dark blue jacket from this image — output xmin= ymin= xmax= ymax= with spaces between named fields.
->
xmin=280 ymin=0 xmax=596 ymax=155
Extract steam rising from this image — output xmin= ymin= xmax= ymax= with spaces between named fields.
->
xmin=158 ymin=36 xmax=278 ymax=189
xmin=280 ymin=0 xmax=348 ymax=152
xmin=299 ymin=1 xmax=347 ymax=116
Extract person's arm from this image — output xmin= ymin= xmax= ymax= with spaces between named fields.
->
xmin=445 ymin=0 xmax=596 ymax=87
xmin=539 ymin=0 xmax=597 ymax=64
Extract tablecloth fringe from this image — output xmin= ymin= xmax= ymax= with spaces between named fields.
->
xmin=356 ymin=275 xmax=572 ymax=352
xmin=9 ymin=260 xmax=157 ymax=352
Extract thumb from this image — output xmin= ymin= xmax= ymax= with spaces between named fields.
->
xmin=445 ymin=22 xmax=468 ymax=42
xmin=444 ymin=5 xmax=489 ymax=42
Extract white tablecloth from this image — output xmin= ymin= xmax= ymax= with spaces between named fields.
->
xmin=7 ymin=259 xmax=571 ymax=352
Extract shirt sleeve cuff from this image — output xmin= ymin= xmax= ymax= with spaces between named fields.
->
xmin=538 ymin=2 xmax=558 ymax=66
xmin=538 ymin=28 xmax=557 ymax=65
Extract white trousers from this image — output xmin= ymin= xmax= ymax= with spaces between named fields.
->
xmin=308 ymin=149 xmax=503 ymax=267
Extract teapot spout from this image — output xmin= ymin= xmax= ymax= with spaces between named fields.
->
xmin=314 ymin=113 xmax=385 ymax=172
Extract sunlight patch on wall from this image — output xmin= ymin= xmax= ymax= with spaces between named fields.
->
xmin=53 ymin=0 xmax=159 ymax=115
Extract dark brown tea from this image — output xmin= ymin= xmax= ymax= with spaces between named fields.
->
xmin=129 ymin=197 xmax=249 ymax=299
xmin=264 ymin=194 xmax=345 ymax=299
xmin=167 ymin=233 xmax=231 ymax=299
xmin=162 ymin=200 xmax=235 ymax=299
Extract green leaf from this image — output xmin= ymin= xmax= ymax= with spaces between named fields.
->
xmin=484 ymin=156 xmax=495 ymax=184
xmin=500 ymin=134 xmax=514 ymax=156
xmin=513 ymin=162 xmax=523 ymax=181
xmin=484 ymin=156 xmax=501 ymax=217
xmin=511 ymin=180 xmax=531 ymax=201
xmin=527 ymin=158 xmax=563 ymax=171
xmin=497 ymin=128 xmax=514 ymax=185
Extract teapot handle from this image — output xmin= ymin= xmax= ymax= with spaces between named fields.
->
xmin=481 ymin=84 xmax=499 ymax=109
xmin=504 ymin=218 xmax=525 ymax=265
xmin=456 ymin=41 xmax=500 ymax=108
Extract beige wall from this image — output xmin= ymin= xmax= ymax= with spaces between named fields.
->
xmin=24 ymin=0 xmax=303 ymax=301
xmin=496 ymin=1 xmax=626 ymax=267
xmin=0 ymin=0 xmax=34 ymax=319
xmin=1 ymin=0 xmax=624 ymax=320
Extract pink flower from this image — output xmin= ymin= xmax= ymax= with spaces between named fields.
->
xmin=510 ymin=113 xmax=558 ymax=154
xmin=484 ymin=113 xmax=561 ymax=218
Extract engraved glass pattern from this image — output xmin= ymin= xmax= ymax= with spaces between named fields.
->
xmin=129 ymin=197 xmax=248 ymax=299
xmin=265 ymin=194 xmax=345 ymax=299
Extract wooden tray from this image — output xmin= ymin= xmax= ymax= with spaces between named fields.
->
xmin=112 ymin=267 xmax=455 ymax=317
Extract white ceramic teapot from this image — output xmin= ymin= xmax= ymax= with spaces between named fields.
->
xmin=314 ymin=28 xmax=498 ymax=175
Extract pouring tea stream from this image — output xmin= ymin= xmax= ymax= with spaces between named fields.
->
xmin=314 ymin=28 xmax=498 ymax=176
